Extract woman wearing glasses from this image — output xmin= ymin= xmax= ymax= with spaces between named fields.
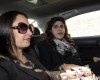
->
xmin=37 ymin=17 xmax=82 ymax=71
xmin=0 ymin=11 xmax=52 ymax=80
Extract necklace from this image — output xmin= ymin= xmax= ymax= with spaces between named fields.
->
xmin=14 ymin=59 xmax=34 ymax=69
xmin=0 ymin=55 xmax=34 ymax=69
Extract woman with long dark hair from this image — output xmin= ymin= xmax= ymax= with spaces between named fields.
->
xmin=37 ymin=17 xmax=81 ymax=70
xmin=0 ymin=11 xmax=51 ymax=80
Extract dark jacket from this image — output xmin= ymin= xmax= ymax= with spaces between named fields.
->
xmin=0 ymin=49 xmax=51 ymax=80
xmin=37 ymin=40 xmax=82 ymax=71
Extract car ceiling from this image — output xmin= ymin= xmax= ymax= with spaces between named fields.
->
xmin=0 ymin=0 xmax=100 ymax=19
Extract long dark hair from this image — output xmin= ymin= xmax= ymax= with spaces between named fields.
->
xmin=0 ymin=11 xmax=27 ymax=60
xmin=44 ymin=17 xmax=77 ymax=53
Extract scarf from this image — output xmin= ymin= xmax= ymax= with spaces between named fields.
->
xmin=53 ymin=38 xmax=78 ymax=56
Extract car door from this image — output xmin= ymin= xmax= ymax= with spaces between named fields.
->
xmin=73 ymin=37 xmax=100 ymax=62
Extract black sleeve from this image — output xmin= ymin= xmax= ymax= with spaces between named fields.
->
xmin=0 ymin=66 xmax=9 ymax=80
xmin=62 ymin=51 xmax=82 ymax=66
xmin=89 ymin=61 xmax=100 ymax=76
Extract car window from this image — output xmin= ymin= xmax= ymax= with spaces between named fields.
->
xmin=28 ymin=19 xmax=43 ymax=34
xmin=66 ymin=10 xmax=100 ymax=37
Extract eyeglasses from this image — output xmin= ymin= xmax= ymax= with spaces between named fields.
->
xmin=12 ymin=22 xmax=34 ymax=34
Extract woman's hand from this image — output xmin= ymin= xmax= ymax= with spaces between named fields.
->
xmin=93 ymin=57 xmax=100 ymax=62
xmin=59 ymin=64 xmax=80 ymax=71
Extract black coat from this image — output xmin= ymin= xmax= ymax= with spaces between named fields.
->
xmin=37 ymin=40 xmax=82 ymax=71
xmin=0 ymin=50 xmax=50 ymax=80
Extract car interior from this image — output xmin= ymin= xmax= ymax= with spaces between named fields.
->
xmin=1 ymin=0 xmax=100 ymax=75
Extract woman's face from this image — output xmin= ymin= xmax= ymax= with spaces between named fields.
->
xmin=12 ymin=14 xmax=33 ymax=49
xmin=51 ymin=21 xmax=65 ymax=40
